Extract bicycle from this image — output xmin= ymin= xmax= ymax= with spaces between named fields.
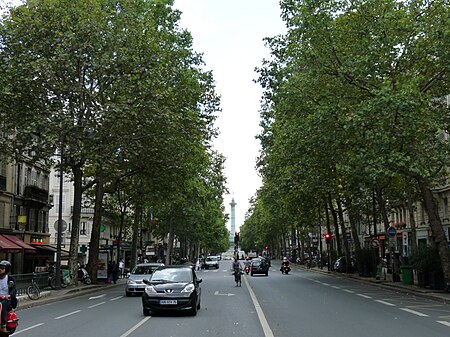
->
xmin=26 ymin=273 xmax=41 ymax=300
xmin=233 ymin=269 xmax=242 ymax=287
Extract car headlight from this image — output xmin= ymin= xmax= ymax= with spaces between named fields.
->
xmin=144 ymin=285 xmax=157 ymax=294
xmin=127 ymin=279 xmax=137 ymax=285
xmin=181 ymin=284 xmax=195 ymax=293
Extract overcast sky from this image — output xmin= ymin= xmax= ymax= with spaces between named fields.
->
xmin=173 ymin=1 xmax=286 ymax=232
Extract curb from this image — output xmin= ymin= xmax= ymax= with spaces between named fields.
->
xmin=297 ymin=264 xmax=450 ymax=304
xmin=17 ymin=282 xmax=124 ymax=311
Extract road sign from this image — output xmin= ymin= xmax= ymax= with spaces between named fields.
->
xmin=54 ymin=219 xmax=67 ymax=232
xmin=370 ymin=238 xmax=380 ymax=249
xmin=387 ymin=226 xmax=397 ymax=237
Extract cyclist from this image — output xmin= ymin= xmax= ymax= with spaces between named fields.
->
xmin=0 ymin=260 xmax=17 ymax=333
xmin=231 ymin=258 xmax=242 ymax=287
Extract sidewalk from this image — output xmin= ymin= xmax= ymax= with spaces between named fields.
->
xmin=298 ymin=264 xmax=450 ymax=304
xmin=17 ymin=278 xmax=128 ymax=310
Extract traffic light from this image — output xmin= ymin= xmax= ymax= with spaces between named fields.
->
xmin=325 ymin=233 xmax=331 ymax=244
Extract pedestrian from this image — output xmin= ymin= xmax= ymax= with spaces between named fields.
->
xmin=195 ymin=259 xmax=201 ymax=271
xmin=119 ymin=259 xmax=125 ymax=278
xmin=112 ymin=261 xmax=119 ymax=284
xmin=107 ymin=261 xmax=113 ymax=284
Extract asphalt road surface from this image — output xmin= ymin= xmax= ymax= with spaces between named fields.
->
xmin=14 ymin=261 xmax=450 ymax=337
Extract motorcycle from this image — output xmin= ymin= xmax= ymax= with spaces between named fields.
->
xmin=280 ymin=264 xmax=291 ymax=275
xmin=77 ymin=267 xmax=92 ymax=285
xmin=0 ymin=297 xmax=19 ymax=336
xmin=244 ymin=265 xmax=250 ymax=275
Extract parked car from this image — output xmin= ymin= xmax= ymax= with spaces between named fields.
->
xmin=126 ymin=263 xmax=164 ymax=296
xmin=250 ymin=259 xmax=269 ymax=276
xmin=333 ymin=256 xmax=357 ymax=273
xmin=204 ymin=256 xmax=220 ymax=269
xmin=142 ymin=265 xmax=202 ymax=316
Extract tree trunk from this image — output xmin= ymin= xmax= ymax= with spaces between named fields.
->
xmin=328 ymin=193 xmax=342 ymax=256
xmin=87 ymin=170 xmax=104 ymax=283
xmin=68 ymin=164 xmax=83 ymax=285
xmin=166 ymin=218 xmax=175 ymax=265
xmin=337 ymin=198 xmax=350 ymax=272
xmin=416 ymin=177 xmax=450 ymax=289
xmin=406 ymin=177 xmax=418 ymax=253
xmin=131 ymin=206 xmax=141 ymax=269
xmin=115 ymin=210 xmax=125 ymax=269
xmin=376 ymin=185 xmax=401 ymax=282
xmin=344 ymin=198 xmax=361 ymax=251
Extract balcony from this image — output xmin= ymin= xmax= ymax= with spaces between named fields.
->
xmin=23 ymin=185 xmax=49 ymax=204
xmin=71 ymin=206 xmax=95 ymax=214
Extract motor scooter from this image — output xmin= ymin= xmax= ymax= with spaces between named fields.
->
xmin=78 ymin=267 xmax=92 ymax=285
xmin=280 ymin=264 xmax=291 ymax=275
xmin=0 ymin=298 xmax=19 ymax=336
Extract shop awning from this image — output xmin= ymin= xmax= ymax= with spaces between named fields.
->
xmin=31 ymin=244 xmax=69 ymax=258
xmin=0 ymin=235 xmax=23 ymax=253
xmin=2 ymin=234 xmax=36 ymax=253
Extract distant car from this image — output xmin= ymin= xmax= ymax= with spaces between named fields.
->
xmin=126 ymin=263 xmax=164 ymax=296
xmin=250 ymin=259 xmax=269 ymax=276
xmin=142 ymin=265 xmax=202 ymax=316
xmin=204 ymin=256 xmax=220 ymax=269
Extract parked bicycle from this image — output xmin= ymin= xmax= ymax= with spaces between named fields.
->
xmin=26 ymin=273 xmax=40 ymax=300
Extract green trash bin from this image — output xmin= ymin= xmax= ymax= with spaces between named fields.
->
xmin=400 ymin=265 xmax=413 ymax=285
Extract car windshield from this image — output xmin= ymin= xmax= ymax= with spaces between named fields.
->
xmin=206 ymin=257 xmax=217 ymax=261
xmin=132 ymin=265 xmax=157 ymax=275
xmin=151 ymin=268 xmax=193 ymax=283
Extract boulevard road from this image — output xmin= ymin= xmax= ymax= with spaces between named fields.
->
xmin=14 ymin=261 xmax=450 ymax=337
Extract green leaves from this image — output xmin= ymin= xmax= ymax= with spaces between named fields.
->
xmin=249 ymin=0 xmax=450 ymax=252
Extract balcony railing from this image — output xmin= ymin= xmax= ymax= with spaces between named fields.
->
xmin=71 ymin=206 xmax=94 ymax=214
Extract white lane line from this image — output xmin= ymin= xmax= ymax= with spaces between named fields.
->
xmin=374 ymin=300 xmax=395 ymax=306
xmin=55 ymin=310 xmax=81 ymax=319
xmin=356 ymin=294 xmax=372 ymax=299
xmin=342 ymin=289 xmax=354 ymax=294
xmin=331 ymin=286 xmax=341 ymax=289
xmin=243 ymin=275 xmax=275 ymax=337
xmin=13 ymin=323 xmax=45 ymax=335
xmin=89 ymin=294 xmax=106 ymax=300
xmin=399 ymin=308 xmax=428 ymax=317
xmin=88 ymin=301 xmax=106 ymax=308
xmin=120 ymin=317 xmax=151 ymax=337
xmin=110 ymin=296 xmax=123 ymax=301
xmin=322 ymin=283 xmax=330 ymax=286
xmin=436 ymin=321 xmax=450 ymax=327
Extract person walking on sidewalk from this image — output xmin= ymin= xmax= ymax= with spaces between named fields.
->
xmin=119 ymin=259 xmax=125 ymax=278
xmin=0 ymin=260 xmax=17 ymax=333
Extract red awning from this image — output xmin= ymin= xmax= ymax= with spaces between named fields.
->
xmin=2 ymin=235 xmax=36 ymax=253
xmin=0 ymin=235 xmax=23 ymax=253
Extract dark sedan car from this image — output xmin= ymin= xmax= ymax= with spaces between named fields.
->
xmin=142 ymin=265 xmax=202 ymax=316
xmin=250 ymin=259 xmax=269 ymax=276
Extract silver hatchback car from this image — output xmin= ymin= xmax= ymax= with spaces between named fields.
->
xmin=126 ymin=263 xmax=164 ymax=296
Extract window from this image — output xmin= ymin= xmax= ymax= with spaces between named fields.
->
xmin=443 ymin=197 xmax=448 ymax=220
xmin=0 ymin=159 xmax=6 ymax=176
xmin=53 ymin=193 xmax=66 ymax=214
xmin=0 ymin=203 xmax=5 ymax=230
xmin=80 ymin=222 xmax=87 ymax=235
xmin=31 ymin=169 xmax=37 ymax=186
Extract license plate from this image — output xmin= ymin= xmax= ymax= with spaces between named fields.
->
xmin=159 ymin=300 xmax=177 ymax=305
